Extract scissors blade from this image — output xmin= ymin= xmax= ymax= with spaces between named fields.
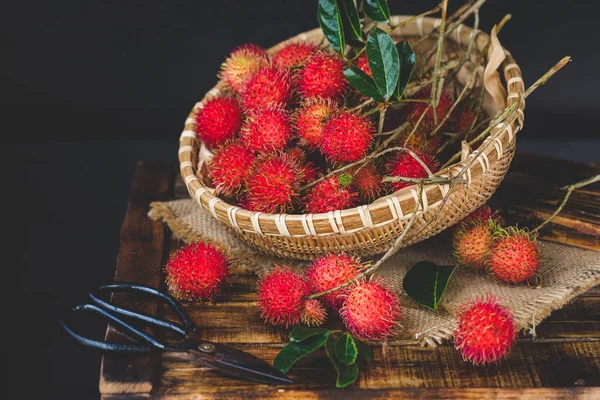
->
xmin=187 ymin=341 xmax=292 ymax=385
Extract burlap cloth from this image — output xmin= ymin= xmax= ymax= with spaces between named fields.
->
xmin=149 ymin=199 xmax=600 ymax=347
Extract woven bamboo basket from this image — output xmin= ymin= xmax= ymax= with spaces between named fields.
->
xmin=178 ymin=15 xmax=525 ymax=260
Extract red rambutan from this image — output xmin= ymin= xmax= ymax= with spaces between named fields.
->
xmin=297 ymin=52 xmax=347 ymax=100
xmin=293 ymin=98 xmax=337 ymax=148
xmin=320 ymin=110 xmax=373 ymax=163
xmin=353 ymin=164 xmax=384 ymax=201
xmin=408 ymin=87 xmax=453 ymax=128
xmin=453 ymin=294 xmax=517 ymax=365
xmin=220 ymin=44 xmax=269 ymax=94
xmin=240 ymin=106 xmax=292 ymax=152
xmin=164 ymin=241 xmax=230 ymax=301
xmin=257 ymin=267 xmax=311 ymax=327
xmin=488 ymin=227 xmax=540 ymax=284
xmin=386 ymin=150 xmax=440 ymax=192
xmin=354 ymin=52 xmax=372 ymax=77
xmin=453 ymin=221 xmax=495 ymax=270
xmin=454 ymin=108 xmax=478 ymax=132
xmin=242 ymin=66 xmax=292 ymax=111
xmin=305 ymin=254 xmax=362 ymax=311
xmin=460 ymin=205 xmax=502 ymax=227
xmin=300 ymin=299 xmax=328 ymax=327
xmin=272 ymin=40 xmax=319 ymax=69
xmin=208 ymin=142 xmax=256 ymax=197
xmin=305 ymin=175 xmax=359 ymax=213
xmin=245 ymin=154 xmax=301 ymax=213
xmin=341 ymin=281 xmax=403 ymax=341
xmin=194 ymin=97 xmax=243 ymax=148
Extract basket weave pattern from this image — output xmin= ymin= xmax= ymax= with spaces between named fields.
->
xmin=178 ymin=16 xmax=525 ymax=260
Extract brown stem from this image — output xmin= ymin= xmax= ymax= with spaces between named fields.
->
xmin=430 ymin=0 xmax=449 ymax=125
xmin=524 ymin=56 xmax=572 ymax=98
xmin=530 ymin=175 xmax=600 ymax=234
xmin=387 ymin=3 xmax=443 ymax=33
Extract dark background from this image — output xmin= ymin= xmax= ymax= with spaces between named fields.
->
xmin=8 ymin=0 xmax=599 ymax=398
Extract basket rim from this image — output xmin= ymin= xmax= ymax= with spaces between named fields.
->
xmin=178 ymin=15 xmax=525 ymax=238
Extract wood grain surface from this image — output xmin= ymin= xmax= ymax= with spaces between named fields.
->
xmin=100 ymin=154 xmax=600 ymax=399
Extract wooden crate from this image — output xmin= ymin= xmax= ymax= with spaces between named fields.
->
xmin=100 ymin=154 xmax=600 ymax=399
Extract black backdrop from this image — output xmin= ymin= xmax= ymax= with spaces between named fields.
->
xmin=8 ymin=1 xmax=600 ymax=399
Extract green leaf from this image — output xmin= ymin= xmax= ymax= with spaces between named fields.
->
xmin=354 ymin=339 xmax=374 ymax=361
xmin=394 ymin=41 xmax=416 ymax=100
xmin=338 ymin=0 xmax=363 ymax=44
xmin=318 ymin=0 xmax=345 ymax=56
xmin=403 ymin=261 xmax=457 ymax=311
xmin=363 ymin=0 xmax=390 ymax=22
xmin=334 ymin=333 xmax=358 ymax=365
xmin=289 ymin=326 xmax=332 ymax=342
xmin=343 ymin=66 xmax=385 ymax=101
xmin=325 ymin=335 xmax=359 ymax=388
xmin=366 ymin=27 xmax=399 ymax=100
xmin=273 ymin=331 xmax=331 ymax=373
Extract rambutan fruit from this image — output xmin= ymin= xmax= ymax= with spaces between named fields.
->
xmin=257 ymin=267 xmax=311 ymax=327
xmin=454 ymin=108 xmax=478 ymax=133
xmin=305 ymin=175 xmax=359 ymax=213
xmin=305 ymin=254 xmax=362 ymax=311
xmin=386 ymin=150 xmax=440 ymax=192
xmin=293 ymin=98 xmax=337 ymax=148
xmin=245 ymin=154 xmax=301 ymax=213
xmin=460 ymin=205 xmax=502 ymax=227
xmin=488 ymin=227 xmax=540 ymax=284
xmin=453 ymin=221 xmax=495 ymax=270
xmin=354 ymin=52 xmax=372 ymax=77
xmin=208 ymin=142 xmax=256 ymax=197
xmin=164 ymin=241 xmax=230 ymax=301
xmin=408 ymin=87 xmax=453 ymax=128
xmin=353 ymin=164 xmax=384 ymax=202
xmin=194 ymin=97 xmax=243 ymax=148
xmin=301 ymin=299 xmax=327 ymax=327
xmin=340 ymin=281 xmax=403 ymax=341
xmin=398 ymin=129 xmax=442 ymax=155
xmin=320 ymin=110 xmax=373 ymax=163
xmin=240 ymin=106 xmax=292 ymax=152
xmin=297 ymin=52 xmax=347 ymax=100
xmin=220 ymin=44 xmax=269 ymax=94
xmin=272 ymin=40 xmax=319 ymax=69
xmin=453 ymin=294 xmax=517 ymax=365
xmin=242 ymin=66 xmax=292 ymax=110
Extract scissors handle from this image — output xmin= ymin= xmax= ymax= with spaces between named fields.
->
xmin=61 ymin=283 xmax=195 ymax=353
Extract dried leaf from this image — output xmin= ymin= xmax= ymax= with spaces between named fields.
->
xmin=484 ymin=25 xmax=507 ymax=113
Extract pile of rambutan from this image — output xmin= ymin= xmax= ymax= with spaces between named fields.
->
xmin=257 ymin=254 xmax=403 ymax=341
xmin=195 ymin=40 xmax=484 ymax=215
xmin=452 ymin=204 xmax=541 ymax=285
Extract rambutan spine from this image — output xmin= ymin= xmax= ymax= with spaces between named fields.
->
xmin=194 ymin=96 xmax=243 ymax=148
xmin=305 ymin=175 xmax=359 ymax=213
xmin=242 ymin=66 xmax=292 ymax=111
xmin=386 ymin=150 xmax=440 ymax=192
xmin=220 ymin=44 xmax=269 ymax=94
xmin=297 ymin=52 xmax=347 ymax=100
xmin=257 ymin=267 xmax=311 ymax=327
xmin=319 ymin=110 xmax=373 ymax=163
xmin=208 ymin=141 xmax=256 ymax=197
xmin=305 ymin=254 xmax=363 ymax=311
xmin=488 ymin=227 xmax=540 ymax=284
xmin=240 ymin=106 xmax=292 ymax=153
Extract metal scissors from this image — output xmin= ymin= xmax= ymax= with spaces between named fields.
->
xmin=60 ymin=282 xmax=292 ymax=385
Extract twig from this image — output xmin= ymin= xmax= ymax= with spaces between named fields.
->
xmin=382 ymin=176 xmax=459 ymax=185
xmin=378 ymin=106 xmax=388 ymax=134
xmin=402 ymin=104 xmax=431 ymax=147
xmin=430 ymin=0 xmax=449 ymax=125
xmin=530 ymin=175 xmax=600 ymax=234
xmin=387 ymin=3 xmax=443 ymax=33
xmin=350 ymin=99 xmax=374 ymax=112
xmin=524 ymin=56 xmax=572 ymax=98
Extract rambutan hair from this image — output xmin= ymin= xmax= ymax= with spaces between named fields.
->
xmin=340 ymin=281 xmax=403 ymax=341
xmin=488 ymin=227 xmax=540 ymax=284
xmin=242 ymin=66 xmax=292 ymax=110
xmin=305 ymin=175 xmax=359 ymax=213
xmin=297 ymin=52 xmax=347 ymax=100
xmin=240 ymin=106 xmax=292 ymax=153
xmin=300 ymin=299 xmax=327 ymax=327
xmin=452 ymin=221 xmax=495 ymax=270
xmin=319 ymin=110 xmax=373 ymax=163
xmin=386 ymin=150 xmax=440 ymax=192
xmin=453 ymin=294 xmax=517 ymax=365
xmin=293 ymin=98 xmax=338 ymax=148
xmin=245 ymin=153 xmax=302 ymax=213
xmin=164 ymin=241 xmax=230 ymax=301
xmin=408 ymin=86 xmax=453 ymax=128
xmin=220 ymin=44 xmax=269 ymax=94
xmin=208 ymin=141 xmax=256 ymax=197
xmin=257 ymin=266 xmax=311 ymax=327
xmin=305 ymin=254 xmax=362 ymax=311
xmin=354 ymin=52 xmax=372 ymax=77
xmin=272 ymin=40 xmax=319 ymax=69
xmin=194 ymin=96 xmax=243 ymax=148
xmin=353 ymin=164 xmax=384 ymax=201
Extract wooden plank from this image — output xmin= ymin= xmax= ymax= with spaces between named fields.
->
xmin=490 ymin=153 xmax=600 ymax=250
xmin=99 ymin=161 xmax=173 ymax=395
